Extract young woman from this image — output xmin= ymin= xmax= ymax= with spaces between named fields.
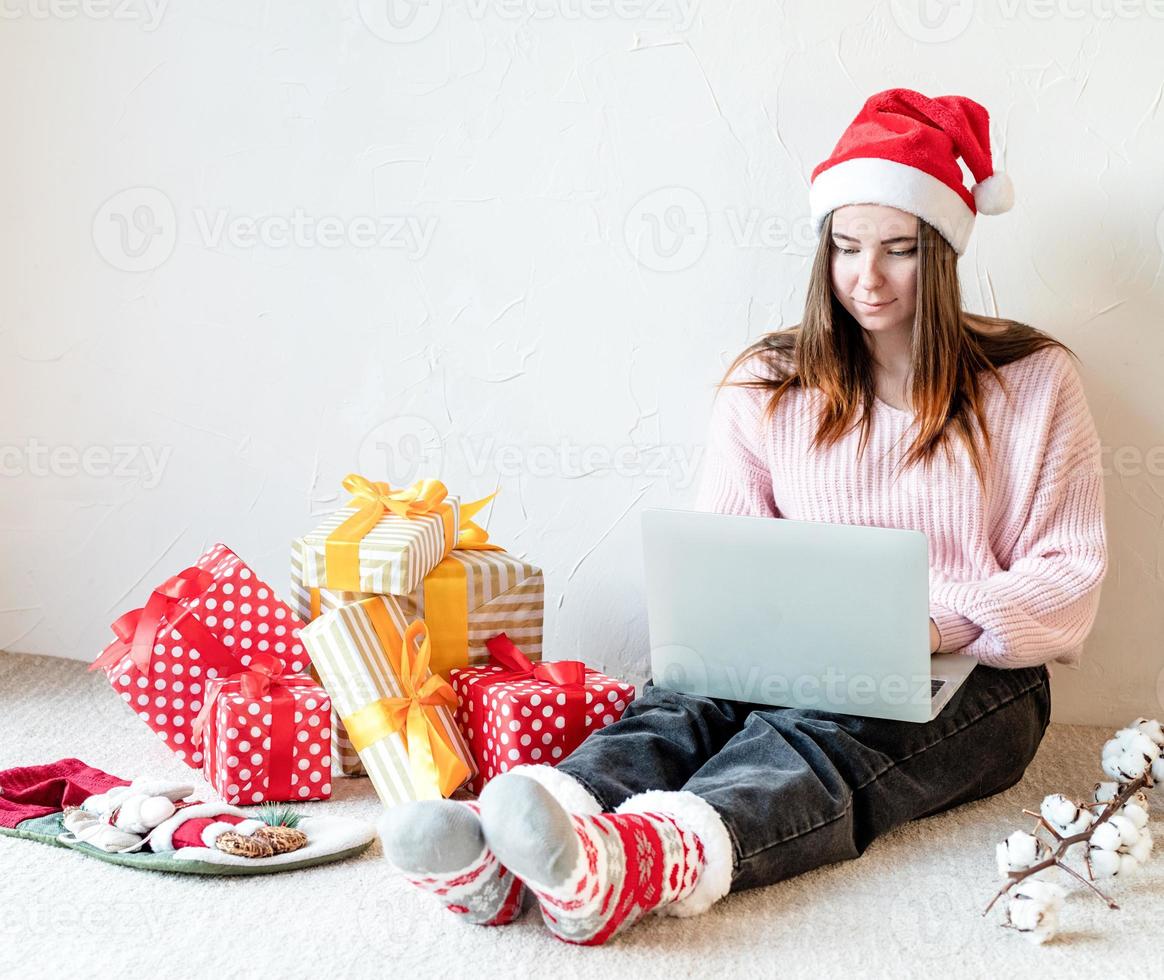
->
xmin=379 ymin=89 xmax=1109 ymax=945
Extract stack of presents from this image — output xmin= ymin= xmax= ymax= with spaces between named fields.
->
xmin=91 ymin=475 xmax=635 ymax=808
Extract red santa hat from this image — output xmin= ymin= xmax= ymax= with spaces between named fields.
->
xmin=809 ymin=88 xmax=1014 ymax=256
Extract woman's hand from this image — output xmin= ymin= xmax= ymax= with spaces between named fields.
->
xmin=929 ymin=617 xmax=942 ymax=654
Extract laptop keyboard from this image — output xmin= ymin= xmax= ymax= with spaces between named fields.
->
xmin=931 ymin=678 xmax=947 ymax=699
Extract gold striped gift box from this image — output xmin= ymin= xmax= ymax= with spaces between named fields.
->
xmin=291 ymin=541 xmax=545 ymax=778
xmin=295 ymin=494 xmax=461 ymax=596
xmin=298 ymin=595 xmax=476 ymax=807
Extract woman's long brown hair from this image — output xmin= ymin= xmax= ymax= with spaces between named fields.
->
xmin=718 ymin=211 xmax=1076 ymax=492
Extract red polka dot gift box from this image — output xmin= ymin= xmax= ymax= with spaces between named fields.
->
xmin=449 ymin=633 xmax=635 ymax=795
xmin=194 ymin=655 xmax=332 ymax=804
xmin=90 ymin=543 xmax=313 ymax=770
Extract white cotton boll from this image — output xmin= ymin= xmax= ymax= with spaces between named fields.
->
xmin=1093 ymin=782 xmax=1150 ymax=812
xmin=1103 ymin=751 xmax=1149 ymax=781
xmin=1105 ymin=730 xmax=1160 ymax=774
xmin=1006 ymin=895 xmax=1044 ymax=931
xmin=1089 ymin=822 xmax=1123 ymax=852
xmin=996 ymin=830 xmax=1048 ymax=876
xmin=1131 ymin=717 xmax=1164 ymax=748
xmin=1119 ymin=801 xmax=1150 ymax=830
xmin=1093 ymin=781 xmax=1121 ymax=804
xmin=995 ymin=841 xmax=1012 ymax=877
xmin=1118 ymin=729 xmax=1161 ymax=762
xmin=1118 ymin=853 xmax=1140 ymax=877
xmin=1153 ymin=756 xmax=1164 ymax=783
xmin=1088 ymin=847 xmax=1123 ymax=877
xmin=1109 ymin=815 xmax=1140 ymax=849
xmin=1040 ymin=793 xmax=1092 ymax=835
xmin=1005 ymin=880 xmax=1064 ymax=945
xmin=1130 ymin=830 xmax=1153 ymax=864
xmin=1013 ymin=879 xmax=1066 ymax=904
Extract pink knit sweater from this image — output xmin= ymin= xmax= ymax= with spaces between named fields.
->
xmin=694 ymin=344 xmax=1108 ymax=671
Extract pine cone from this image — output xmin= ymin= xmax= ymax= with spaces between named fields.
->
xmin=215 ymin=831 xmax=275 ymax=859
xmin=254 ymin=825 xmax=308 ymax=854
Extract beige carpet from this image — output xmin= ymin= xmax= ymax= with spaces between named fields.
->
xmin=1 ymin=651 xmax=1160 ymax=978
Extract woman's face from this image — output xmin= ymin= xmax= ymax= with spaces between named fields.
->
xmin=828 ymin=204 xmax=919 ymax=338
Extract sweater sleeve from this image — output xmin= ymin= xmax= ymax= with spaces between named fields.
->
xmin=693 ymin=360 xmax=780 ymax=518
xmin=929 ymin=352 xmax=1108 ymax=669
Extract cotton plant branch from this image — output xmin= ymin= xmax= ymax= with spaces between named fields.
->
xmin=982 ymin=717 xmax=1162 ymax=944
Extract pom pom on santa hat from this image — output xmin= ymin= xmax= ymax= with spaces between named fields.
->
xmin=809 ymin=88 xmax=1014 ymax=256
xmin=972 ymin=172 xmax=1014 ymax=215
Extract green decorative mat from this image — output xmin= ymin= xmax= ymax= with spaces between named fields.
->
xmin=0 ymin=812 xmax=374 ymax=876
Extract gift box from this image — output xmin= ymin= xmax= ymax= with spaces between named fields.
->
xmin=450 ymin=634 xmax=635 ymax=794
xmin=291 ymin=486 xmax=542 ymax=778
xmin=291 ymin=547 xmax=545 ymax=678
xmin=91 ymin=544 xmax=312 ymax=770
xmin=195 ymin=656 xmax=333 ymax=804
xmin=294 ymin=474 xmax=464 ymax=595
xmin=299 ymin=595 xmax=476 ymax=807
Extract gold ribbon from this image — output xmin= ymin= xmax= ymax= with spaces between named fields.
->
xmin=339 ymin=602 xmax=470 ymax=800
xmin=453 ymin=491 xmax=504 ymax=552
xmin=313 ymin=483 xmax=507 ymax=675
xmin=323 ymin=475 xmax=505 ymax=592
xmin=421 ymin=488 xmax=505 ymax=677
xmin=323 ymin=475 xmax=457 ymax=591
xmin=307 ymin=558 xmax=469 ymax=680
xmin=421 ymin=557 xmax=469 ymax=680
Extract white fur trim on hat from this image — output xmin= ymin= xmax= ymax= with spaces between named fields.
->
xmin=810 ymin=156 xmax=976 ymax=255
xmin=200 ymin=821 xmax=243 ymax=848
xmin=506 ymin=764 xmax=603 ymax=815
xmin=615 ymin=790 xmax=734 ymax=918
xmin=149 ymin=801 xmax=250 ymax=852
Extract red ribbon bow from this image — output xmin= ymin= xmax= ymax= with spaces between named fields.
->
xmin=191 ymin=651 xmax=320 ymax=802
xmin=483 ymin=633 xmax=592 ymax=758
xmin=484 ymin=633 xmax=586 ymax=689
xmin=91 ymin=566 xmax=226 ymax=674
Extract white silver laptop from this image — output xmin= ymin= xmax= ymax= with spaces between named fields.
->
xmin=641 ymin=508 xmax=975 ymax=723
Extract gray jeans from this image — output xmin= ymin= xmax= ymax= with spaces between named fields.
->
xmin=556 ymin=663 xmax=1051 ymax=892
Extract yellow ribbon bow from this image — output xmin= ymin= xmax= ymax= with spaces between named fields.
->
xmin=324 ymin=474 xmax=507 ymax=590
xmin=341 ymin=613 xmax=470 ymax=800
xmin=324 ymin=474 xmax=458 ymax=590
xmin=453 ymin=490 xmax=504 ymax=551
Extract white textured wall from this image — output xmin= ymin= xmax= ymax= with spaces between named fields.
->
xmin=2 ymin=1 xmax=1162 ymax=726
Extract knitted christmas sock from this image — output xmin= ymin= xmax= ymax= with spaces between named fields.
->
xmin=379 ymin=799 xmax=525 ymax=926
xmin=478 ymin=774 xmax=707 ymax=945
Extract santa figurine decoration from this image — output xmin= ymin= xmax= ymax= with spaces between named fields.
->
xmin=0 ymin=759 xmax=375 ymax=874
xmin=61 ymin=777 xmax=308 ymax=858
